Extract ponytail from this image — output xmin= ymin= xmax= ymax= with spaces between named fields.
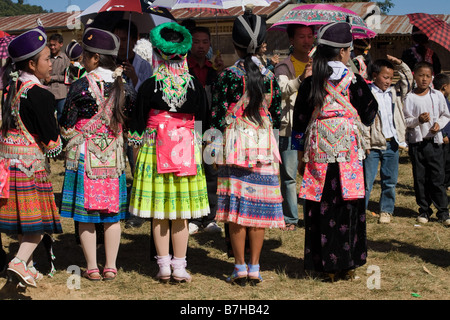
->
xmin=110 ymin=70 xmax=126 ymax=135
xmin=84 ymin=51 xmax=127 ymax=135
xmin=242 ymin=53 xmax=265 ymax=126
xmin=308 ymin=44 xmax=341 ymax=109
xmin=1 ymin=58 xmax=17 ymax=136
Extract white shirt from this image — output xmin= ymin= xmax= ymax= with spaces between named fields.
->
xmin=370 ymin=84 xmax=397 ymax=142
xmin=404 ymin=88 xmax=450 ymax=144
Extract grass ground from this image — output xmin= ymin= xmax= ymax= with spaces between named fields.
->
xmin=0 ymin=150 xmax=449 ymax=302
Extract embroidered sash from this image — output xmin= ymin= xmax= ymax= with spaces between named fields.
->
xmin=64 ymin=73 xmax=125 ymax=179
xmin=222 ymin=82 xmax=281 ymax=168
xmin=0 ymin=80 xmax=48 ymax=179
xmin=354 ymin=55 xmax=367 ymax=79
xmin=147 ymin=109 xmax=197 ymax=177
xmin=300 ymin=71 xmax=365 ymax=201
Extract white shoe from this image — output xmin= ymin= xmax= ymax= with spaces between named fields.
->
xmin=188 ymin=223 xmax=200 ymax=235
xmin=378 ymin=212 xmax=391 ymax=224
xmin=442 ymin=218 xmax=450 ymax=227
xmin=417 ymin=215 xmax=429 ymax=224
xmin=171 ymin=257 xmax=192 ymax=283
xmin=155 ymin=255 xmax=172 ymax=283
xmin=204 ymin=222 xmax=222 ymax=233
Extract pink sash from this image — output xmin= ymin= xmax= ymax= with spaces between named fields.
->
xmin=147 ymin=109 xmax=197 ymax=177
xmin=0 ymin=159 xmax=9 ymax=199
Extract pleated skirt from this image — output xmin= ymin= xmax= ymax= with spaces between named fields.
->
xmin=215 ymin=164 xmax=285 ymax=229
xmin=0 ymin=166 xmax=62 ymax=234
xmin=129 ymin=131 xmax=210 ymax=220
xmin=60 ymin=153 xmax=129 ymax=223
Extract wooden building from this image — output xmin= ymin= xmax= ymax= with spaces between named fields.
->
xmin=0 ymin=2 xmax=448 ymax=71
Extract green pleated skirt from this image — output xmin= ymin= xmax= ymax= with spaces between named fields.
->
xmin=129 ymin=130 xmax=210 ymax=220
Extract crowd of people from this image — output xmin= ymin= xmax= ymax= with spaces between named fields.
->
xmin=0 ymin=10 xmax=449 ymax=291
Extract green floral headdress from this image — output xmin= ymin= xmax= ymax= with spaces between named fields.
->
xmin=149 ymin=22 xmax=192 ymax=57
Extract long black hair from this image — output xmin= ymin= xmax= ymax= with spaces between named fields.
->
xmin=232 ymin=12 xmax=267 ymax=127
xmin=1 ymin=54 xmax=41 ymax=136
xmin=309 ymin=44 xmax=345 ymax=109
xmin=83 ymin=50 xmax=127 ymax=135
xmin=234 ymin=47 xmax=265 ymax=126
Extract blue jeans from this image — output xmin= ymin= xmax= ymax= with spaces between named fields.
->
xmin=279 ymin=136 xmax=299 ymax=224
xmin=364 ymin=140 xmax=399 ymax=214
xmin=56 ymin=98 xmax=66 ymax=122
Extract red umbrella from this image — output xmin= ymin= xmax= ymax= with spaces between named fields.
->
xmin=407 ymin=13 xmax=450 ymax=52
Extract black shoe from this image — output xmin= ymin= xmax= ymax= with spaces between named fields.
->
xmin=0 ymin=248 xmax=6 ymax=275
xmin=125 ymin=216 xmax=144 ymax=228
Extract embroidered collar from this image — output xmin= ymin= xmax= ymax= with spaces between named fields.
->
xmin=153 ymin=52 xmax=194 ymax=112
xmin=18 ymin=71 xmax=41 ymax=85
xmin=89 ymin=67 xmax=114 ymax=83
xmin=235 ymin=56 xmax=270 ymax=77
xmin=328 ymin=61 xmax=349 ymax=81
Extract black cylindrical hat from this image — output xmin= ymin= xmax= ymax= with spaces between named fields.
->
xmin=317 ymin=22 xmax=353 ymax=48
xmin=232 ymin=12 xmax=266 ymax=54
xmin=82 ymin=27 xmax=120 ymax=57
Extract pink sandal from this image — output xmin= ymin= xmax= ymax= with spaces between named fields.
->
xmin=102 ymin=268 xmax=117 ymax=281
xmin=7 ymin=257 xmax=37 ymax=288
xmin=83 ymin=268 xmax=101 ymax=281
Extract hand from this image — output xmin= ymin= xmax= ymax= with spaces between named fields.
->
xmin=299 ymin=59 xmax=313 ymax=82
xmin=418 ymin=112 xmax=430 ymax=123
xmin=122 ymin=61 xmax=138 ymax=87
xmin=366 ymin=149 xmax=371 ymax=155
xmin=430 ymin=122 xmax=440 ymax=134
xmin=444 ymin=136 xmax=449 ymax=144
xmin=214 ymin=55 xmax=225 ymax=73
xmin=386 ymin=54 xmax=402 ymax=66
xmin=271 ymin=54 xmax=279 ymax=65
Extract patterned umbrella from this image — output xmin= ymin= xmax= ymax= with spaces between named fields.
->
xmin=80 ymin=0 xmax=175 ymax=32
xmin=151 ymin=0 xmax=279 ymax=13
xmin=0 ymin=35 xmax=16 ymax=60
xmin=407 ymin=13 xmax=450 ymax=52
xmin=79 ymin=0 xmax=175 ymax=59
xmin=269 ymin=4 xmax=376 ymax=39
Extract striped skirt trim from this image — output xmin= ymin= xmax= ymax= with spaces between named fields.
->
xmin=0 ymin=166 xmax=62 ymax=234
xmin=129 ymin=132 xmax=210 ymax=220
xmin=60 ymin=153 xmax=129 ymax=223
xmin=216 ymin=165 xmax=285 ymax=229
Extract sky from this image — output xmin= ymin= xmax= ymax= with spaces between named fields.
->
xmin=22 ymin=0 xmax=450 ymax=15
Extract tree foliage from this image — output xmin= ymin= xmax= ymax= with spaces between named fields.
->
xmin=0 ymin=0 xmax=50 ymax=17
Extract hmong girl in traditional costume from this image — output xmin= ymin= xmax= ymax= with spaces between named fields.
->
xmin=0 ymin=23 xmax=63 ymax=288
xmin=292 ymin=22 xmax=378 ymax=282
xmin=59 ymin=28 xmax=135 ymax=281
xmin=210 ymin=12 xmax=285 ymax=286
xmin=128 ymin=23 xmax=209 ymax=283
xmin=64 ymin=40 xmax=87 ymax=86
